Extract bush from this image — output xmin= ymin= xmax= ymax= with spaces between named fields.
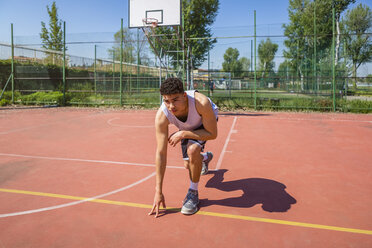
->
xmin=19 ymin=91 xmax=64 ymax=105
xmin=0 ymin=99 xmax=10 ymax=106
xmin=338 ymin=99 xmax=372 ymax=113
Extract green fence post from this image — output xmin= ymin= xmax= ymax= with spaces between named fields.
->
xmin=208 ymin=48 xmax=210 ymax=97
xmin=137 ymin=28 xmax=140 ymax=94
xmin=254 ymin=11 xmax=257 ymax=110
xmin=11 ymin=23 xmax=14 ymax=104
xmin=344 ymin=38 xmax=347 ymax=98
xmin=313 ymin=0 xmax=317 ymax=95
xmin=251 ymin=40 xmax=253 ymax=73
xmin=112 ymin=53 xmax=115 ymax=93
xmin=332 ymin=7 xmax=336 ymax=112
xmin=182 ymin=6 xmax=185 ymax=87
xmin=297 ymin=40 xmax=299 ymax=96
xmin=120 ymin=18 xmax=123 ymax=106
xmin=94 ymin=45 xmax=97 ymax=97
xmin=63 ymin=21 xmax=66 ymax=105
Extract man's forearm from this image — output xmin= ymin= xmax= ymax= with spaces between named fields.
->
xmin=181 ymin=129 xmax=217 ymax=141
xmin=155 ymin=152 xmax=167 ymax=193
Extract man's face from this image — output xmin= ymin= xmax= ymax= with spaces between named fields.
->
xmin=162 ymin=92 xmax=188 ymax=116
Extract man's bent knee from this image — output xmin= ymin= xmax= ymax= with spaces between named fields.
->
xmin=187 ymin=143 xmax=202 ymax=162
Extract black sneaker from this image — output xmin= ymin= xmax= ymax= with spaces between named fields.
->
xmin=181 ymin=189 xmax=199 ymax=215
xmin=201 ymin=152 xmax=213 ymax=175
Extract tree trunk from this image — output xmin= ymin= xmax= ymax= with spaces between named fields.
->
xmin=352 ymin=63 xmax=357 ymax=90
xmin=335 ymin=19 xmax=340 ymax=66
xmin=261 ymin=62 xmax=266 ymax=87
xmin=299 ymin=67 xmax=304 ymax=91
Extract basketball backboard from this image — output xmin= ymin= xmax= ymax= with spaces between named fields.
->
xmin=128 ymin=0 xmax=181 ymax=28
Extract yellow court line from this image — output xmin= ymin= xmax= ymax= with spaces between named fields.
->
xmin=1 ymin=188 xmax=372 ymax=236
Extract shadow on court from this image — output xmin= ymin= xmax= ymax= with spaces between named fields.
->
xmin=201 ymin=169 xmax=297 ymax=212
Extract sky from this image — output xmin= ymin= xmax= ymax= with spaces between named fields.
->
xmin=0 ymin=0 xmax=371 ymax=73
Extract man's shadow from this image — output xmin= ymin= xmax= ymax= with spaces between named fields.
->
xmin=201 ymin=169 xmax=297 ymax=212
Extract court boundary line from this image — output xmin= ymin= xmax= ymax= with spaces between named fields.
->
xmin=0 ymin=187 xmax=371 ymax=235
xmin=0 ymin=153 xmax=184 ymax=169
xmin=215 ymin=116 xmax=237 ymax=170
xmin=0 ymin=172 xmax=155 ymax=218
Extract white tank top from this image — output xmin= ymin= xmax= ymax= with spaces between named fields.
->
xmin=160 ymin=90 xmax=218 ymax=131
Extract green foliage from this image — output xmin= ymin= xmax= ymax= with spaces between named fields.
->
xmin=19 ymin=91 xmax=64 ymax=105
xmin=222 ymin=47 xmax=242 ymax=78
xmin=366 ymin=74 xmax=372 ymax=83
xmin=342 ymin=4 xmax=372 ymax=89
xmin=277 ymin=60 xmax=291 ymax=84
xmin=211 ymin=95 xmax=372 ymax=113
xmin=239 ymin=57 xmax=251 ymax=77
xmin=0 ymin=99 xmax=10 ymax=106
xmin=68 ymin=83 xmax=95 ymax=103
xmin=108 ymin=28 xmax=150 ymax=65
xmin=0 ymin=60 xmax=12 ymax=90
xmin=40 ymin=1 xmax=63 ymax=51
xmin=153 ymin=0 xmax=220 ymax=68
xmin=258 ymin=38 xmax=278 ymax=75
xmin=283 ymin=0 xmax=355 ymax=76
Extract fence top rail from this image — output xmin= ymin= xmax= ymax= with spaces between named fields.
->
xmin=0 ymin=42 xmax=64 ymax=55
xmin=0 ymin=42 xmax=176 ymax=73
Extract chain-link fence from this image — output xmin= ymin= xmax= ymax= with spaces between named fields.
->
xmin=1 ymin=18 xmax=371 ymax=112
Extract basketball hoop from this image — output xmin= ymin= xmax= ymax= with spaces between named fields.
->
xmin=142 ymin=18 xmax=159 ymax=28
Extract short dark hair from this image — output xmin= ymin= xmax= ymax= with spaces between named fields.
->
xmin=160 ymin=77 xmax=184 ymax=95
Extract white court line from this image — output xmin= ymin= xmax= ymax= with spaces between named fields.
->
xmin=215 ymin=116 xmax=238 ymax=170
xmin=0 ymin=172 xmax=155 ymax=218
xmin=107 ymin=117 xmax=154 ymax=128
xmin=0 ymin=153 xmax=184 ymax=170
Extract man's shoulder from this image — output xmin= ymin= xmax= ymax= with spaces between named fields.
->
xmin=194 ymin=91 xmax=210 ymax=106
xmin=155 ymin=107 xmax=169 ymax=126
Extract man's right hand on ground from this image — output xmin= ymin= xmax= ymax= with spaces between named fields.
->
xmin=148 ymin=192 xmax=166 ymax=218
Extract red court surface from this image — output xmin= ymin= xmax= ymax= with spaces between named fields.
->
xmin=0 ymin=107 xmax=371 ymax=247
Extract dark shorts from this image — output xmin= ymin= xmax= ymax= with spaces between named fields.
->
xmin=181 ymin=123 xmax=211 ymax=161
xmin=181 ymin=138 xmax=206 ymax=161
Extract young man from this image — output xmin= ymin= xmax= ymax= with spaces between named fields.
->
xmin=148 ymin=77 xmax=218 ymax=217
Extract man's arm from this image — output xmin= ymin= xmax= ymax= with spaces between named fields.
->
xmin=149 ymin=108 xmax=169 ymax=217
xmin=168 ymin=92 xmax=217 ymax=147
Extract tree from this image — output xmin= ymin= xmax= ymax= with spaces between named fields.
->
xmin=277 ymin=60 xmax=292 ymax=89
xmin=342 ymin=4 xmax=372 ymax=90
xmin=40 ymin=1 xmax=63 ymax=52
xmin=366 ymin=74 xmax=372 ymax=84
xmin=108 ymin=28 xmax=150 ymax=65
xmin=283 ymin=0 xmax=312 ymax=91
xmin=283 ymin=0 xmax=355 ymax=91
xmin=258 ymin=38 xmax=278 ymax=84
xmin=153 ymin=0 xmax=219 ymax=68
xmin=222 ymin=47 xmax=242 ymax=78
xmin=239 ymin=57 xmax=250 ymax=77
xmin=332 ymin=0 xmax=356 ymax=64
